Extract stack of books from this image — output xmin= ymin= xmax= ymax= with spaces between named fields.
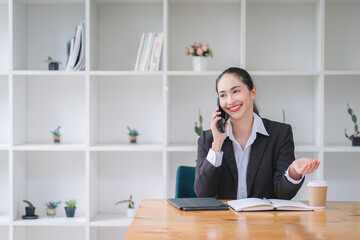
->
xmin=135 ymin=32 xmax=164 ymax=71
xmin=66 ymin=21 xmax=86 ymax=71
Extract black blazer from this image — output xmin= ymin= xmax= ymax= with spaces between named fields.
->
xmin=194 ymin=118 xmax=304 ymax=200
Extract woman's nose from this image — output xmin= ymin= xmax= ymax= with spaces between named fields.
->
xmin=227 ymin=94 xmax=235 ymax=105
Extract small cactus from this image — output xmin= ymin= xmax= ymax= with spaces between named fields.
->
xmin=345 ymin=103 xmax=359 ymax=141
xmin=194 ymin=109 xmax=203 ymax=136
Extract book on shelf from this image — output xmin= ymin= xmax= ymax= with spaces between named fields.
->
xmin=134 ymin=32 xmax=164 ymax=72
xmin=66 ymin=21 xmax=86 ymax=71
xmin=227 ymin=198 xmax=313 ymax=212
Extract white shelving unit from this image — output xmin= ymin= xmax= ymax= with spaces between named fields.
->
xmin=1 ymin=0 xmax=360 ymax=239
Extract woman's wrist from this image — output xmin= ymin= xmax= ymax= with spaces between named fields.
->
xmin=211 ymin=141 xmax=223 ymax=152
xmin=289 ymin=164 xmax=302 ymax=180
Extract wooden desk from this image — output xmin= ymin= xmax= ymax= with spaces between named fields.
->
xmin=125 ymin=199 xmax=360 ymax=240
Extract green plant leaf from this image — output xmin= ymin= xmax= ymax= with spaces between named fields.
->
xmin=352 ymin=115 xmax=357 ymax=124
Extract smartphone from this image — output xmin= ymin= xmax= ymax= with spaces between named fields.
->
xmin=216 ymin=97 xmax=228 ymax=133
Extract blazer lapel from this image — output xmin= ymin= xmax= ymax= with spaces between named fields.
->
xmin=246 ymin=133 xmax=268 ymax=196
xmin=222 ymin=138 xmax=238 ymax=187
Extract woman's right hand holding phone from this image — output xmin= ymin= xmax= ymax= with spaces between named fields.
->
xmin=211 ymin=107 xmax=228 ymax=152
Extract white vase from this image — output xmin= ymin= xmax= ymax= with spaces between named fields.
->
xmin=127 ymin=208 xmax=137 ymax=218
xmin=192 ymin=56 xmax=208 ymax=71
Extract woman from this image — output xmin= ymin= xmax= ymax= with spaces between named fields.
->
xmin=194 ymin=67 xmax=319 ymax=200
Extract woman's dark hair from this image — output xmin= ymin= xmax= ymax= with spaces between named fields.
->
xmin=216 ymin=67 xmax=260 ymax=115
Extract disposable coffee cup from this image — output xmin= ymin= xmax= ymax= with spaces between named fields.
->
xmin=307 ymin=180 xmax=327 ymax=209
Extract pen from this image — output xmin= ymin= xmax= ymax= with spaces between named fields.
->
xmin=263 ymin=197 xmax=273 ymax=205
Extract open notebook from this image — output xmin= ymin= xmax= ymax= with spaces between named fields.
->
xmin=227 ymin=198 xmax=313 ymax=212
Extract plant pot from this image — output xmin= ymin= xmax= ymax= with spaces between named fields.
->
xmin=48 ymin=63 xmax=59 ymax=70
xmin=53 ymin=135 xmax=60 ymax=143
xmin=46 ymin=208 xmax=56 ymax=217
xmin=192 ymin=56 xmax=208 ymax=71
xmin=352 ymin=137 xmax=360 ymax=146
xmin=25 ymin=207 xmax=35 ymax=216
xmin=129 ymin=135 xmax=137 ymax=144
xmin=65 ymin=207 xmax=76 ymax=218
xmin=127 ymin=208 xmax=137 ymax=218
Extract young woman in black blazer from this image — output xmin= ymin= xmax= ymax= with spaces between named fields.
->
xmin=194 ymin=67 xmax=319 ymax=200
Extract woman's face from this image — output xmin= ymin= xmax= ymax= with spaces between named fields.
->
xmin=217 ymin=73 xmax=256 ymax=121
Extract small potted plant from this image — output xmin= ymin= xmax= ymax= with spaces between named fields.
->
xmin=345 ymin=103 xmax=360 ymax=146
xmin=185 ymin=41 xmax=214 ymax=71
xmin=50 ymin=126 xmax=61 ymax=143
xmin=22 ymin=200 xmax=38 ymax=219
xmin=194 ymin=109 xmax=203 ymax=137
xmin=45 ymin=200 xmax=61 ymax=217
xmin=115 ymin=195 xmax=136 ymax=218
xmin=45 ymin=56 xmax=61 ymax=70
xmin=64 ymin=199 xmax=76 ymax=218
xmin=127 ymin=126 xmax=139 ymax=144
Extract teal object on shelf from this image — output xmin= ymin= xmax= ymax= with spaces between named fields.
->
xmin=175 ymin=166 xmax=197 ymax=198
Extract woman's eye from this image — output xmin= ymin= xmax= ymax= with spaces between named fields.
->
xmin=234 ymin=89 xmax=240 ymax=94
xmin=220 ymin=94 xmax=225 ymax=98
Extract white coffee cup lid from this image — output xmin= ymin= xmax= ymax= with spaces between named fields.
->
xmin=307 ymin=180 xmax=327 ymax=187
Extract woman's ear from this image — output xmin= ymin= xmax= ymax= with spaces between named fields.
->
xmin=251 ymin=86 xmax=257 ymax=100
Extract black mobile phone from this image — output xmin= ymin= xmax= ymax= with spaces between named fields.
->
xmin=217 ymin=97 xmax=228 ymax=133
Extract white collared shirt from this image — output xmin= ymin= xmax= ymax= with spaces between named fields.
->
xmin=206 ymin=112 xmax=303 ymax=199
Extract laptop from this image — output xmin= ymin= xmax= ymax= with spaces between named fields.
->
xmin=168 ymin=198 xmax=229 ymax=211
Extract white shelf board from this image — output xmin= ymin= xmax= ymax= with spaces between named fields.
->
xmin=249 ymin=71 xmax=320 ymax=76
xmin=248 ymin=0 xmax=318 ymax=4
xmin=166 ymin=71 xmax=221 ymax=76
xmin=169 ymin=0 xmax=241 ymax=4
xmin=295 ymin=145 xmax=320 ymax=152
xmin=324 ymin=145 xmax=360 ymax=153
xmin=324 ymin=70 xmax=360 ymax=76
xmin=12 ymin=70 xmax=86 ymax=76
xmin=90 ymin=213 xmax=132 ymax=227
xmin=167 ymin=144 xmax=197 ymax=152
xmin=13 ymin=143 xmax=86 ymax=151
xmin=14 ymin=0 xmax=84 ymax=5
xmin=90 ymin=71 xmax=163 ymax=76
xmin=90 ymin=143 xmax=163 ymax=152
xmin=93 ymin=0 xmax=162 ymax=4
xmin=0 ymin=215 xmax=9 ymax=225
xmin=0 ymin=144 xmax=9 ymax=150
xmin=13 ymin=216 xmax=86 ymax=226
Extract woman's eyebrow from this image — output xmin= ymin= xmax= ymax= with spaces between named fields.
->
xmin=218 ymin=85 xmax=241 ymax=94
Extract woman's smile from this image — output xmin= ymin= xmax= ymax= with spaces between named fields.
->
xmin=228 ymin=104 xmax=242 ymax=112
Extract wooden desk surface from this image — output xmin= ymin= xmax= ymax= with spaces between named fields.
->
xmin=125 ymin=199 xmax=360 ymax=240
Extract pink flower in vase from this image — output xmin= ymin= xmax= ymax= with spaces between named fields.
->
xmin=196 ymin=48 xmax=203 ymax=56
xmin=202 ymin=45 xmax=208 ymax=52
xmin=189 ymin=48 xmax=195 ymax=54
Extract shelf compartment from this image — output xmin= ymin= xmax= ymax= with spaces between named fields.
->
xmin=90 ymin=226 xmax=128 ymax=240
xmin=89 ymin=152 xmax=163 ymax=224
xmin=246 ymin=0 xmax=319 ymax=71
xmin=168 ymin=2 xmax=241 ymax=71
xmin=0 ymin=227 xmax=9 ymax=240
xmin=168 ymin=76 xmax=216 ymax=145
xmin=0 ymin=151 xmax=9 ymax=221
xmin=13 ymin=75 xmax=86 ymax=145
xmin=12 ymin=151 xmax=86 ymax=221
xmin=0 ymin=3 xmax=9 ymax=72
xmin=90 ymin=76 xmax=163 ymax=145
xmin=14 ymin=226 xmax=85 ymax=240
xmin=89 ymin=1 xmax=163 ymax=71
xmin=0 ymin=76 xmax=9 ymax=145
xmin=324 ymin=76 xmax=360 ymax=146
xmin=12 ymin=0 xmax=85 ymax=70
xmin=324 ymin=152 xmax=360 ymax=201
xmin=325 ymin=1 xmax=360 ymax=71
xmin=254 ymin=75 xmax=320 ymax=146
